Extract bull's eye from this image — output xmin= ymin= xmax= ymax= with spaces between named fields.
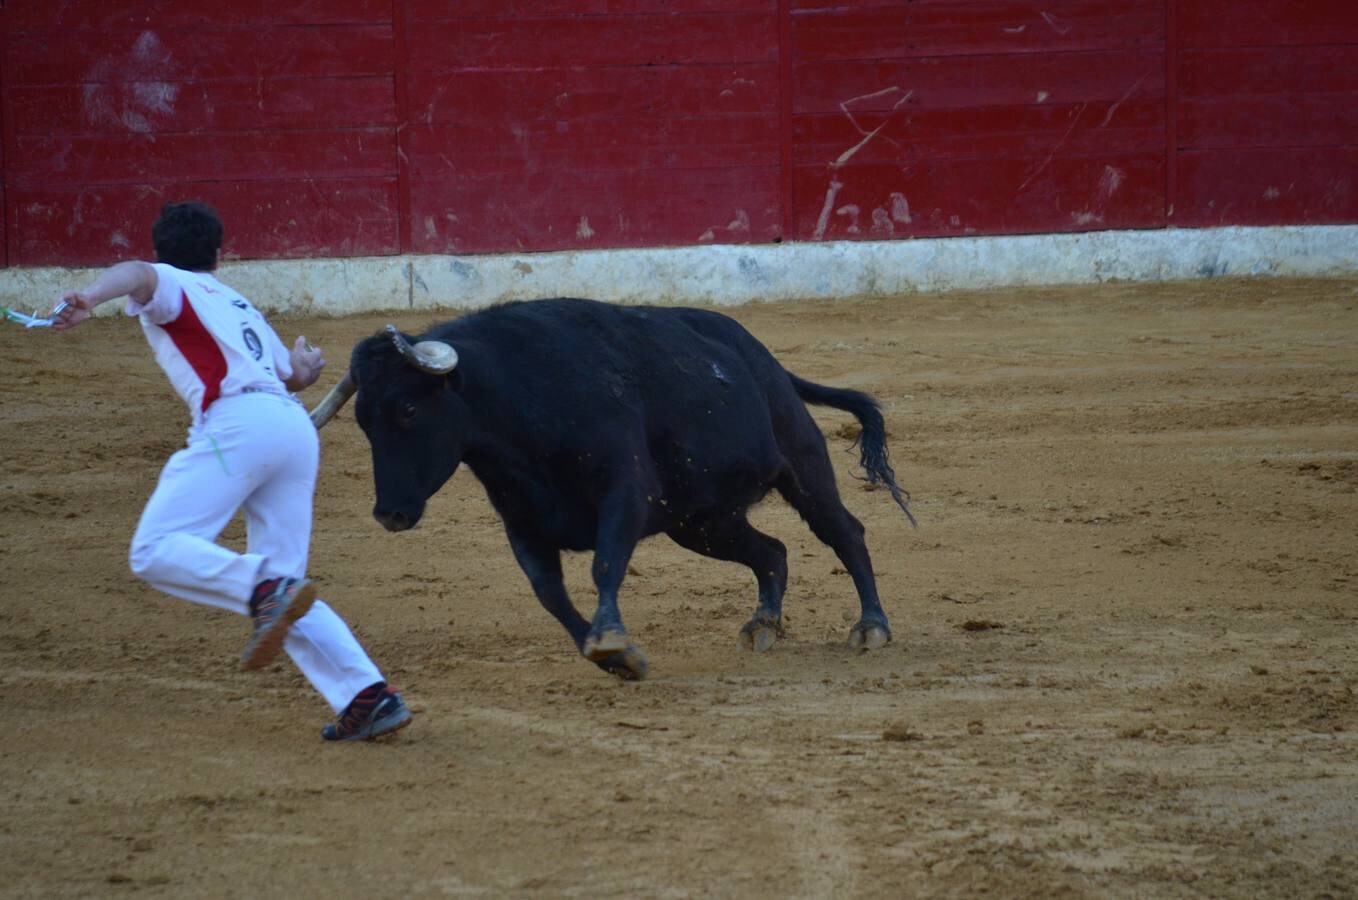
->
xmin=401 ymin=401 xmax=418 ymax=423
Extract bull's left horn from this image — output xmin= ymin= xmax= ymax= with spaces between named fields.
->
xmin=387 ymin=324 xmax=458 ymax=374
xmin=309 ymin=370 xmax=357 ymax=429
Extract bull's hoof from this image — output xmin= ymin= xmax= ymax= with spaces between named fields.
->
xmin=739 ymin=615 xmax=785 ymax=653
xmin=582 ymin=628 xmax=631 ymax=662
xmin=847 ymin=620 xmax=891 ymax=651
xmin=592 ymin=644 xmax=649 ymax=681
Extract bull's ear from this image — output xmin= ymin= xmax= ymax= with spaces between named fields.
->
xmin=442 ymin=365 xmax=464 ymax=394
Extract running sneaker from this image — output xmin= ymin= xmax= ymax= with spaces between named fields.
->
xmin=322 ymin=686 xmax=413 ymax=742
xmin=240 ymin=577 xmax=317 ymax=670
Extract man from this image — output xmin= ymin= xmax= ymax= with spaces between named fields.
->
xmin=51 ymin=201 xmax=411 ymax=742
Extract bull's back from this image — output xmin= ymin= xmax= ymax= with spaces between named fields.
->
xmin=652 ymin=306 xmax=821 ymax=437
xmin=441 ymin=299 xmax=793 ymax=416
xmin=448 ymin=299 xmax=799 ymax=508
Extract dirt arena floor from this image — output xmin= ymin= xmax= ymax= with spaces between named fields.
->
xmin=2 ymin=277 xmax=1356 ymax=898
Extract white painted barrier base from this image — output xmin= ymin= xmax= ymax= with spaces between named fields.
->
xmin=3 ymin=225 xmax=1356 ymax=317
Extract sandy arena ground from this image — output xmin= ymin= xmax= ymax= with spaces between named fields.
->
xmin=2 ymin=278 xmax=1356 ymax=898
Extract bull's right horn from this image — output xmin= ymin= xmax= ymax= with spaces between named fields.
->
xmin=387 ymin=324 xmax=459 ymax=374
xmin=309 ymin=370 xmax=357 ymax=429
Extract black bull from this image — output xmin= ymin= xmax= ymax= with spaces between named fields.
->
xmin=311 ymin=297 xmax=916 ymax=680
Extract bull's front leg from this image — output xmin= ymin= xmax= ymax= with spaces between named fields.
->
xmin=505 ymin=529 xmax=590 ymax=646
xmin=581 ymin=487 xmax=649 ymax=680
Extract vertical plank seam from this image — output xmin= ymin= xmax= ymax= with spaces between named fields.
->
xmin=0 ymin=7 xmax=15 ymax=267
xmin=778 ymin=0 xmax=795 ymax=242
xmin=393 ymin=0 xmax=414 ymax=259
xmin=1164 ymin=0 xmax=1178 ymax=227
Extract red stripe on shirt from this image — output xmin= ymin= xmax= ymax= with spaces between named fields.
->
xmin=161 ymin=290 xmax=227 ymax=412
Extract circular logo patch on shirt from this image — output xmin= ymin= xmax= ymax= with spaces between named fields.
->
xmin=242 ymin=327 xmax=263 ymax=360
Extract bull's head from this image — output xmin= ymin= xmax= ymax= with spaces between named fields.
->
xmin=310 ymin=325 xmax=462 ymax=532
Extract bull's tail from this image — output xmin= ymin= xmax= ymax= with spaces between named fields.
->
xmin=788 ymin=373 xmax=918 ymax=527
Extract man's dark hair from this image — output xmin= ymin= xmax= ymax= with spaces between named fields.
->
xmin=152 ymin=201 xmax=223 ymax=271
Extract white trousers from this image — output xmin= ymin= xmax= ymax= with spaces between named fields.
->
xmin=129 ymin=391 xmax=382 ymax=713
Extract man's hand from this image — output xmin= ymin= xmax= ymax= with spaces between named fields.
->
xmin=285 ymin=336 xmax=327 ymax=392
xmin=50 ymin=291 xmax=96 ymax=332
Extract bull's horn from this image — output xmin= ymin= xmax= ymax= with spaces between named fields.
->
xmin=309 ymin=370 xmax=357 ymax=429
xmin=387 ymin=324 xmax=458 ymax=374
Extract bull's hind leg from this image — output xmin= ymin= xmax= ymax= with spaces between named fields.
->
xmin=506 ymin=529 xmax=646 ymax=680
xmin=776 ymin=452 xmax=892 ymax=651
xmin=667 ymin=516 xmax=788 ymax=652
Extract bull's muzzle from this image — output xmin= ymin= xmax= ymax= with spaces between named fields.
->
xmin=374 ymin=508 xmax=418 ymax=532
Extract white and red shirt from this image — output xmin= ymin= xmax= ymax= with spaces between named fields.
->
xmin=125 ymin=263 xmax=293 ymax=422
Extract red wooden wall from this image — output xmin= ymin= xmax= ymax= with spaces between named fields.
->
xmin=1174 ymin=0 xmax=1358 ymax=226
xmin=1 ymin=1 xmax=1354 ymax=268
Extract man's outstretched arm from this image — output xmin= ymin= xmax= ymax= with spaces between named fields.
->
xmin=50 ymin=261 xmax=158 ymax=331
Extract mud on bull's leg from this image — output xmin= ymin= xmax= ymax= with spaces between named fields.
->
xmin=774 ymin=469 xmax=892 ymax=651
xmin=735 ymin=540 xmax=787 ymax=653
xmin=666 ymin=516 xmax=789 ymax=653
xmin=507 ymin=529 xmax=650 ymax=679
xmin=837 ymin=539 xmax=892 ymax=651
xmin=581 ymin=555 xmax=644 ymax=674
xmin=740 ymin=608 xmax=786 ymax=653
xmin=581 ymin=577 xmax=649 ymax=681
xmin=581 ymin=489 xmax=649 ymax=679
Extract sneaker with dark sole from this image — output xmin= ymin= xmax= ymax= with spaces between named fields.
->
xmin=240 ymin=577 xmax=317 ymax=671
xmin=322 ymin=690 xmax=413 ymax=742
